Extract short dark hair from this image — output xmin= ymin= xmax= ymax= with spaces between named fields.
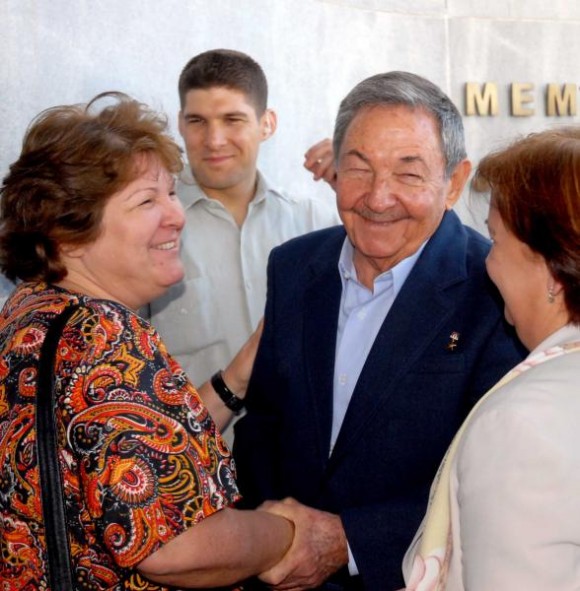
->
xmin=333 ymin=71 xmax=466 ymax=178
xmin=0 ymin=92 xmax=182 ymax=283
xmin=473 ymin=126 xmax=580 ymax=323
xmin=178 ymin=49 xmax=268 ymax=114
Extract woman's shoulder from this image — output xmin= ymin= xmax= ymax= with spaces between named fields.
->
xmin=67 ymin=296 xmax=160 ymax=359
xmin=486 ymin=344 xmax=580 ymax=410
xmin=74 ymin=294 xmax=148 ymax=327
xmin=2 ymin=282 xmax=144 ymax=324
xmin=473 ymin=326 xmax=580 ymax=415
xmin=459 ymin=346 xmax=580 ymax=462
xmin=1 ymin=282 xmax=160 ymax=359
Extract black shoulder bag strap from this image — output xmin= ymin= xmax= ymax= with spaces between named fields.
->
xmin=36 ymin=304 xmax=81 ymax=591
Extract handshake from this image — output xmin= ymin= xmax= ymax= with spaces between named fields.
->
xmin=256 ymin=498 xmax=349 ymax=590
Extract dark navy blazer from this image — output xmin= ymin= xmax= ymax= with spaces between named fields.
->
xmin=234 ymin=211 xmax=526 ymax=590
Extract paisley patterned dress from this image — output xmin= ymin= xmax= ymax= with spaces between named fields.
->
xmin=0 ymin=282 xmax=240 ymax=590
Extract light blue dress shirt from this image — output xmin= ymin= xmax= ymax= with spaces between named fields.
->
xmin=332 ymin=238 xmax=425 ymax=452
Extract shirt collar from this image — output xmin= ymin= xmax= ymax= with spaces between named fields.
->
xmin=177 ymin=167 xmax=279 ymax=210
xmin=338 ymin=237 xmax=427 ymax=296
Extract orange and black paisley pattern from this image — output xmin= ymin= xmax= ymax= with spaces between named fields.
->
xmin=0 ymin=283 xmax=240 ymax=590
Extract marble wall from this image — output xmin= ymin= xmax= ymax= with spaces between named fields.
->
xmin=1 ymin=0 xmax=579 ymax=303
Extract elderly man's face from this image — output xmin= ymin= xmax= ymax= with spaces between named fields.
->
xmin=336 ymin=104 xmax=469 ymax=288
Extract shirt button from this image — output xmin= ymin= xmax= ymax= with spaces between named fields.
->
xmin=357 ymin=309 xmax=367 ymax=320
xmin=339 ymin=373 xmax=348 ymax=385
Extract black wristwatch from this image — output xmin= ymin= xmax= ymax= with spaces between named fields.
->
xmin=210 ymin=370 xmax=245 ymax=414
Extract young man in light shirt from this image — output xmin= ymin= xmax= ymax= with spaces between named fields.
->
xmin=148 ymin=49 xmax=339 ymax=443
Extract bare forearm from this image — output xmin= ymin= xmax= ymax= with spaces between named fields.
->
xmin=196 ymin=321 xmax=262 ymax=432
xmin=138 ymin=507 xmax=293 ymax=588
xmin=197 ymin=379 xmax=236 ymax=432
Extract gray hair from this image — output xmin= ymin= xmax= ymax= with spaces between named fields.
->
xmin=333 ymin=71 xmax=466 ymax=178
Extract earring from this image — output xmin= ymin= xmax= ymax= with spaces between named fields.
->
xmin=548 ymin=286 xmax=555 ymax=304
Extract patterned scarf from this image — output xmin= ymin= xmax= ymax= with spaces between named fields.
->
xmin=404 ymin=339 xmax=580 ymax=591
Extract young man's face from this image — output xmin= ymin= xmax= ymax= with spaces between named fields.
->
xmin=178 ymin=86 xmax=271 ymax=197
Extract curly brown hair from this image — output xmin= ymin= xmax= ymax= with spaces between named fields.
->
xmin=0 ymin=92 xmax=183 ymax=283
xmin=473 ymin=126 xmax=580 ymax=323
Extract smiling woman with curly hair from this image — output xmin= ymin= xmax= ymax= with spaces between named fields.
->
xmin=0 ymin=92 xmax=293 ymax=591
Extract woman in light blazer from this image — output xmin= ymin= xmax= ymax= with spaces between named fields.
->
xmin=403 ymin=126 xmax=580 ymax=591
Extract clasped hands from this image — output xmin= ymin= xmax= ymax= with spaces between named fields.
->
xmin=257 ymin=497 xmax=349 ymax=590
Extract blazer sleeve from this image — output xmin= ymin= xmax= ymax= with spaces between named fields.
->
xmin=452 ymin=372 xmax=580 ymax=591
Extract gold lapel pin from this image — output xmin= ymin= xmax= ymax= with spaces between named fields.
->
xmin=446 ymin=331 xmax=460 ymax=351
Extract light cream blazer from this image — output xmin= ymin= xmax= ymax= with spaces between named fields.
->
xmin=403 ymin=324 xmax=580 ymax=591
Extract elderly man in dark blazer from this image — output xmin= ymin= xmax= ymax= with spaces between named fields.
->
xmin=233 ymin=72 xmax=525 ymax=591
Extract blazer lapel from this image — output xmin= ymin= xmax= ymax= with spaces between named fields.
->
xmin=303 ymin=231 xmax=344 ymax=460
